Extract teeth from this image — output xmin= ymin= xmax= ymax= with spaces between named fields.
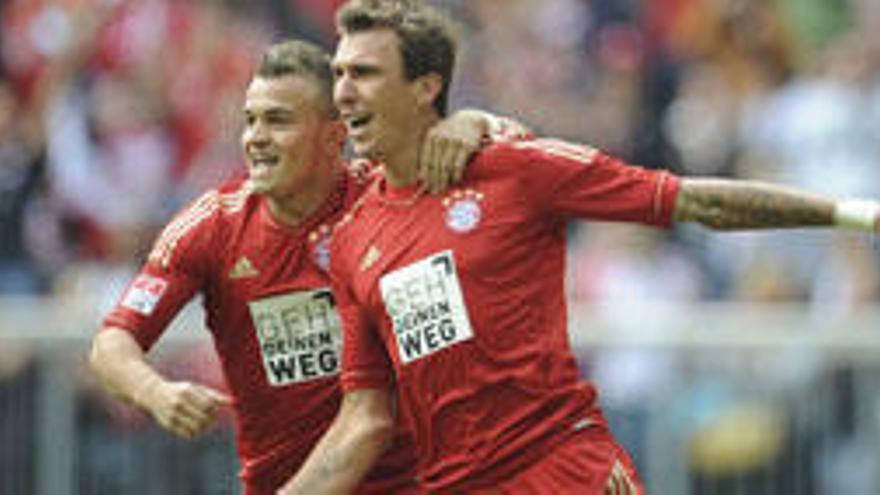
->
xmin=252 ymin=157 xmax=277 ymax=166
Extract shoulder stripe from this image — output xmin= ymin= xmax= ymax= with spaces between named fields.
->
xmin=219 ymin=186 xmax=250 ymax=212
xmin=148 ymin=192 xmax=220 ymax=269
xmin=512 ymin=139 xmax=598 ymax=165
xmin=148 ymin=186 xmax=253 ymax=268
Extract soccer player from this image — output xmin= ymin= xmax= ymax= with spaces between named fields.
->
xmin=88 ymin=39 xmax=521 ymax=495
xmin=283 ymin=1 xmax=880 ymax=494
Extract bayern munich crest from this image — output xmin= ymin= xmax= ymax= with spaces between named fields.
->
xmin=443 ymin=189 xmax=484 ymax=233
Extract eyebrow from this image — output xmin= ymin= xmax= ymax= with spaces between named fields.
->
xmin=244 ymin=107 xmax=296 ymax=117
xmin=333 ymin=60 xmax=382 ymax=74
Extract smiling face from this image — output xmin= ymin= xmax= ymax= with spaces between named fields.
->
xmin=332 ymin=28 xmax=436 ymax=167
xmin=241 ymin=74 xmax=338 ymax=201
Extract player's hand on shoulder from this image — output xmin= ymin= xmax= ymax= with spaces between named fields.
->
xmin=141 ymin=380 xmax=231 ymax=440
xmin=420 ymin=109 xmax=488 ymax=194
xmin=486 ymin=114 xmax=533 ymax=143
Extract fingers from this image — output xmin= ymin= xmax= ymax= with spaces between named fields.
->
xmin=421 ymin=135 xmax=477 ymax=193
xmin=202 ymin=386 xmax=233 ymax=405
xmin=152 ymin=382 xmax=228 ymax=439
xmin=499 ymin=117 xmax=532 ymax=140
xmin=448 ymin=145 xmax=471 ymax=184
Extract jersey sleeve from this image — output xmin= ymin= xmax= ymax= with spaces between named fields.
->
xmin=100 ymin=192 xmax=219 ymax=351
xmin=329 ymin=239 xmax=394 ymax=392
xmin=504 ymin=139 xmax=680 ymax=227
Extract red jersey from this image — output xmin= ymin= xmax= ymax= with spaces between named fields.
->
xmin=101 ymin=170 xmax=415 ymax=493
xmin=331 ymin=139 xmax=680 ymax=491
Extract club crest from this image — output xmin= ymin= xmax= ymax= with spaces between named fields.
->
xmin=443 ymin=189 xmax=484 ymax=233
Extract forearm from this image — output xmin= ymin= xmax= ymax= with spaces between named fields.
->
xmin=89 ymin=327 xmax=165 ymax=409
xmin=285 ymin=390 xmax=394 ymax=495
xmin=672 ymin=178 xmax=836 ymax=230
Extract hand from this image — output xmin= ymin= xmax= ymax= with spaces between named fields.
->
xmin=139 ymin=380 xmax=231 ymax=439
xmin=419 ymin=110 xmax=485 ymax=194
xmin=486 ymin=115 xmax=533 ymax=142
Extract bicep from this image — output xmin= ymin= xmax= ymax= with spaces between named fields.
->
xmin=512 ymin=140 xmax=678 ymax=226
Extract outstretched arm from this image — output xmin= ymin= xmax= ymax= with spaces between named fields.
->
xmin=89 ymin=327 xmax=230 ymax=439
xmin=673 ymin=178 xmax=880 ymax=233
xmin=278 ymin=388 xmax=395 ymax=495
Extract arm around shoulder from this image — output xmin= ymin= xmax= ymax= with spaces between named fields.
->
xmin=279 ymin=388 xmax=395 ymax=495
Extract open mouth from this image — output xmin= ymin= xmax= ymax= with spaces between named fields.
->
xmin=250 ymin=156 xmax=279 ymax=168
xmin=348 ymin=114 xmax=373 ymax=130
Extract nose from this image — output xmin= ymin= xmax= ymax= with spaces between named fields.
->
xmin=243 ymin=119 xmax=270 ymax=150
xmin=334 ymin=72 xmax=356 ymax=108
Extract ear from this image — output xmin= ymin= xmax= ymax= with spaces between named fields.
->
xmin=413 ymin=72 xmax=443 ymax=110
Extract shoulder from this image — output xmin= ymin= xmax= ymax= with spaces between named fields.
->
xmin=503 ymin=138 xmax=601 ymax=164
xmin=469 ymin=138 xmax=600 ymax=170
xmin=147 ymin=179 xmax=254 ymax=270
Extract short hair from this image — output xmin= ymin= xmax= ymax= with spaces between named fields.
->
xmin=336 ymin=0 xmax=458 ymax=116
xmin=256 ymin=40 xmax=337 ymax=118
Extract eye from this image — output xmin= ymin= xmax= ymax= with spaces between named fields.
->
xmin=267 ymin=113 xmax=294 ymax=126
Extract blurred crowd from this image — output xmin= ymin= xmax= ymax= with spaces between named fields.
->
xmin=3 ymin=0 xmax=880 ymax=492
xmin=1 ymin=0 xmax=879 ymax=306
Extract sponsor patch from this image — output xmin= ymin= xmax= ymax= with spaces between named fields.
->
xmin=248 ymin=289 xmax=342 ymax=386
xmin=443 ymin=189 xmax=484 ymax=233
xmin=379 ymin=250 xmax=474 ymax=363
xmin=121 ymin=275 xmax=169 ymax=315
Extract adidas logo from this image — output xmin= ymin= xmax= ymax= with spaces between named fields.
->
xmin=230 ymin=256 xmax=259 ymax=279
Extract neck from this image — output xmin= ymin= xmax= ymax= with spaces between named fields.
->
xmin=382 ymin=113 xmax=440 ymax=188
xmin=266 ymin=160 xmax=342 ymax=228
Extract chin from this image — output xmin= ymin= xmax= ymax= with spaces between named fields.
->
xmin=247 ymin=178 xmax=271 ymax=195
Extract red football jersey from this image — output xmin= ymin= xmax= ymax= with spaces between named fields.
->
xmin=101 ymin=170 xmax=415 ymax=493
xmin=331 ymin=139 xmax=680 ymax=491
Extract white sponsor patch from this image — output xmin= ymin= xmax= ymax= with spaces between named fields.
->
xmin=248 ymin=289 xmax=342 ymax=386
xmin=121 ymin=275 xmax=168 ymax=315
xmin=379 ymin=250 xmax=474 ymax=363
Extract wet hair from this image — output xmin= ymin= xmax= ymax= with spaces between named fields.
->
xmin=336 ymin=0 xmax=458 ymax=116
xmin=256 ymin=40 xmax=337 ymax=118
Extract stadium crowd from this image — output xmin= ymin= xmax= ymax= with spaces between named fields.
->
xmin=1 ymin=0 xmax=878 ymax=306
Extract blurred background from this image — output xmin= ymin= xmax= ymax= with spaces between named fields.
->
xmin=2 ymin=0 xmax=880 ymax=493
